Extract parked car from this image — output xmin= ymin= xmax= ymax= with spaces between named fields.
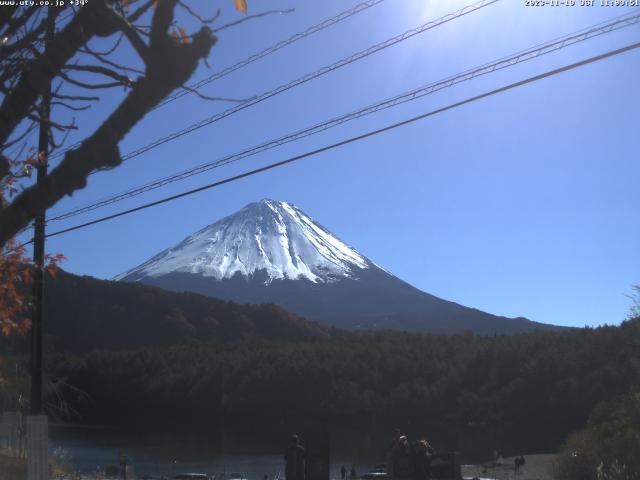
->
xmin=219 ymin=472 xmax=247 ymax=480
xmin=173 ymin=473 xmax=212 ymax=480
xmin=362 ymin=465 xmax=387 ymax=480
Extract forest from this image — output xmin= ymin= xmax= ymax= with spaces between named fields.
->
xmin=1 ymin=275 xmax=639 ymax=477
xmin=4 ymin=316 xmax=638 ymax=461
xmin=0 ymin=270 xmax=334 ymax=353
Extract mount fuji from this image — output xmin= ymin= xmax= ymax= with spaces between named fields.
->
xmin=116 ymin=199 xmax=555 ymax=334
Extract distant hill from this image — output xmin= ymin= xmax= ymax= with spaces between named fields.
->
xmin=39 ymin=270 xmax=332 ymax=352
xmin=117 ymin=199 xmax=560 ymax=334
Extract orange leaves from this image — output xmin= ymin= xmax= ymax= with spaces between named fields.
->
xmin=22 ymin=267 xmax=32 ymax=284
xmin=1 ymin=151 xmax=46 ymax=204
xmin=47 ymin=264 xmax=58 ymax=279
xmin=0 ymin=101 xmax=67 ymax=344
xmin=178 ymin=27 xmax=190 ymax=45
xmin=234 ymin=0 xmax=248 ymax=14
xmin=163 ymin=0 xmax=248 ymax=47
xmin=150 ymin=0 xmax=246 ymax=14
xmin=170 ymin=27 xmax=191 ymax=45
xmin=0 ymin=318 xmax=31 ymax=337
xmin=1 ymin=126 xmax=64 ymax=341
xmin=0 ymin=239 xmax=31 ymax=337
xmin=0 ymin=243 xmax=65 ymax=337
xmin=1 ymin=323 xmax=13 ymax=337
xmin=46 ymin=253 xmax=66 ymax=280
xmin=24 ymin=155 xmax=40 ymax=168
xmin=15 ymin=318 xmax=32 ymax=336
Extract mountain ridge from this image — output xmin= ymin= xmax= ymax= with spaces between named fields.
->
xmin=117 ymin=199 xmax=560 ymax=334
xmin=116 ymin=199 xmax=371 ymax=284
xmin=28 ymin=270 xmax=332 ymax=353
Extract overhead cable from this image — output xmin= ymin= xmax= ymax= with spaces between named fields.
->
xmin=36 ymin=40 xmax=640 ymax=241
xmin=158 ymin=0 xmax=390 ymax=108
xmin=49 ymin=0 xmax=500 ymax=162
xmin=47 ymin=11 xmax=640 ymax=222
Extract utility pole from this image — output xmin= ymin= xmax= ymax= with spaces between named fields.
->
xmin=30 ymin=57 xmax=50 ymax=417
xmin=30 ymin=4 xmax=54 ymax=417
xmin=28 ymin=8 xmax=54 ymax=480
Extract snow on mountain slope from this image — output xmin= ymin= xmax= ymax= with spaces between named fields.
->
xmin=115 ymin=199 xmax=557 ymax=334
xmin=115 ymin=199 xmax=371 ymax=284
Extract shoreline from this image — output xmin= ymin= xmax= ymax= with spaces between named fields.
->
xmin=462 ymin=454 xmax=557 ymax=480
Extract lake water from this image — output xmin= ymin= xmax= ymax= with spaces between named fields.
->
xmin=49 ymin=425 xmax=387 ymax=479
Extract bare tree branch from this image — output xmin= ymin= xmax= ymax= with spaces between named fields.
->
xmin=178 ymin=1 xmax=221 ymax=25
xmin=0 ymin=154 xmax=9 ymax=181
xmin=110 ymin=15 xmax=150 ymax=63
xmin=52 ymin=92 xmax=100 ymax=102
xmin=0 ymin=0 xmax=121 ymax=146
xmin=62 ymin=64 xmax=135 ymax=87
xmin=27 ymin=114 xmax=77 ymax=132
xmin=0 ymin=8 xmax=217 ymax=245
xmin=57 ymin=70 xmax=129 ymax=90
xmin=150 ymin=0 xmax=178 ymax=48
xmin=0 ymin=6 xmax=38 ymax=41
xmin=127 ymin=0 xmax=156 ymax=23
xmin=49 ymin=125 xmax=73 ymax=152
xmin=0 ymin=6 xmax=19 ymax=33
xmin=50 ymin=101 xmax=92 ymax=112
xmin=80 ymin=32 xmax=124 ymax=56
xmin=5 ymin=141 xmax=30 ymax=166
xmin=0 ymin=14 xmax=47 ymax=60
xmin=80 ymin=43 xmax=145 ymax=75
xmin=2 ymin=120 xmax=38 ymax=151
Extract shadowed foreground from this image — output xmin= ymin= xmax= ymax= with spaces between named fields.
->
xmin=462 ymin=453 xmax=557 ymax=480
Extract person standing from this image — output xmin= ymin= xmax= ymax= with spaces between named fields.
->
xmin=392 ymin=436 xmax=415 ymax=480
xmin=285 ymin=435 xmax=306 ymax=480
xmin=390 ymin=429 xmax=402 ymax=451
xmin=341 ymin=465 xmax=347 ymax=480
xmin=387 ymin=429 xmax=402 ymax=480
xmin=350 ymin=466 xmax=357 ymax=480
xmin=413 ymin=440 xmax=434 ymax=480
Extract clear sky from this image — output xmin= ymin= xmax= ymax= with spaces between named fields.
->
xmin=15 ymin=0 xmax=640 ymax=328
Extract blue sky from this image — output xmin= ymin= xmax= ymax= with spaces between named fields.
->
xmin=15 ymin=0 xmax=640 ymax=328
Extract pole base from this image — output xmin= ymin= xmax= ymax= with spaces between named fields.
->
xmin=26 ymin=415 xmax=48 ymax=480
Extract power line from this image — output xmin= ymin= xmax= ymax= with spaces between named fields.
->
xmin=47 ymin=11 xmax=640 ymax=222
xmin=37 ymin=40 xmax=640 ymax=242
xmin=158 ymin=0 xmax=389 ymax=108
xmin=121 ymin=0 xmax=499 ymax=161
xmin=47 ymin=0 xmax=500 ymax=219
xmin=48 ymin=0 xmax=389 ymax=157
xmin=49 ymin=0 xmax=500 ymax=162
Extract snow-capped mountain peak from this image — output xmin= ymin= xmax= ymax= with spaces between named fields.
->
xmin=115 ymin=199 xmax=371 ymax=284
